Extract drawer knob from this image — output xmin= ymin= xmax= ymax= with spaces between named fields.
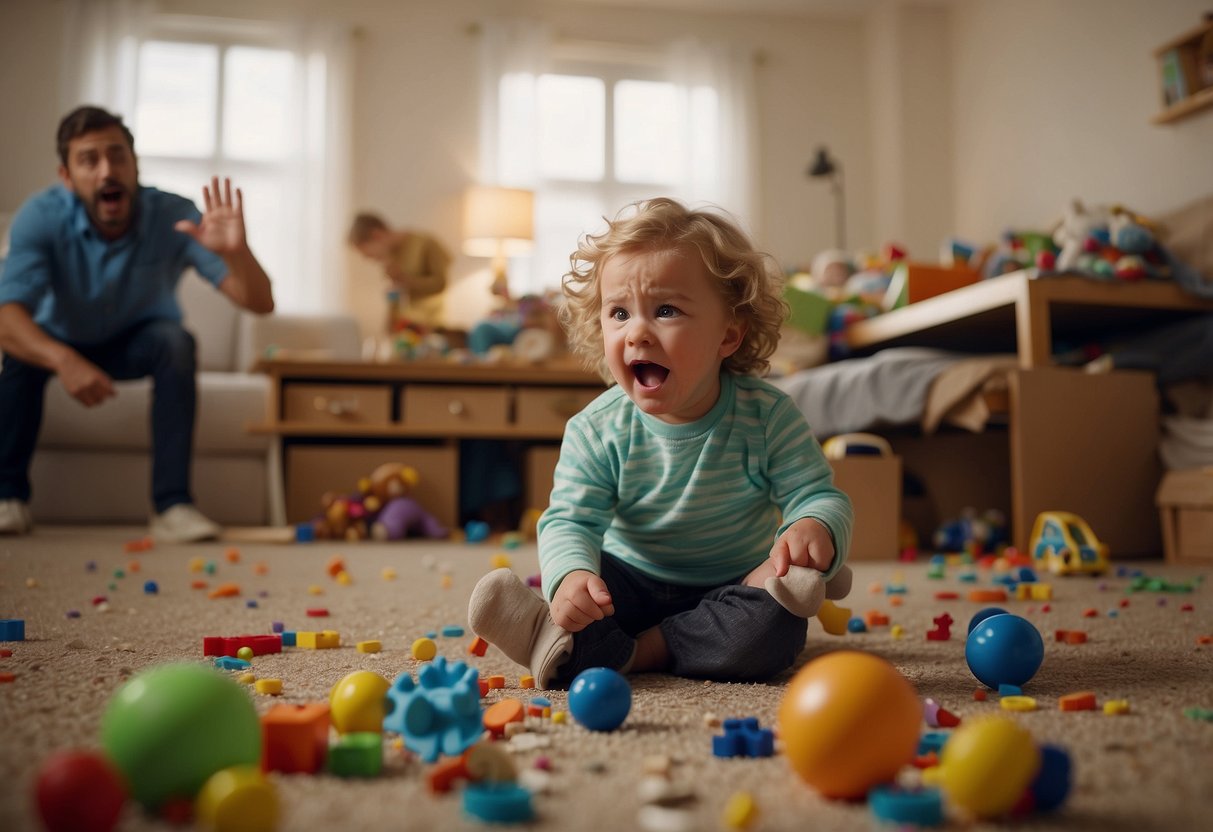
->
xmin=448 ymin=400 xmax=466 ymax=417
xmin=314 ymin=396 xmax=359 ymax=417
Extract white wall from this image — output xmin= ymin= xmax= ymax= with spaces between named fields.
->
xmin=950 ymin=0 xmax=1213 ymax=243
xmin=2 ymin=0 xmax=1210 ymax=333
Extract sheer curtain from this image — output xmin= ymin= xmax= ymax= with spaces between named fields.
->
xmin=475 ymin=18 xmax=552 ymax=190
xmin=476 ymin=19 xmax=759 ymax=294
xmin=56 ymin=0 xmax=353 ymax=313
xmin=665 ymin=37 xmax=760 ymax=231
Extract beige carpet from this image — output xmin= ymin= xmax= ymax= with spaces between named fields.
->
xmin=1 ymin=527 xmax=1211 ymax=832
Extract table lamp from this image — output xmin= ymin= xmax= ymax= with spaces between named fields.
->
xmin=463 ymin=186 xmax=535 ymax=298
xmin=807 ymin=146 xmax=846 ymax=251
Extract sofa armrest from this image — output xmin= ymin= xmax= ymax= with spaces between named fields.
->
xmin=237 ymin=313 xmax=363 ymax=371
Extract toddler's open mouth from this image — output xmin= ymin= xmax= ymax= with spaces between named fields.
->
xmin=631 ymin=361 xmax=669 ymax=389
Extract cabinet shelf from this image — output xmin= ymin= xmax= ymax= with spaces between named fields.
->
xmin=1152 ymin=83 xmax=1213 ymax=124
xmin=1152 ymin=18 xmax=1213 ymax=125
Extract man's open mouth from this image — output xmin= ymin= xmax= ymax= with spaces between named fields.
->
xmin=631 ymin=361 xmax=669 ymax=389
xmin=98 ymin=184 xmax=127 ymax=208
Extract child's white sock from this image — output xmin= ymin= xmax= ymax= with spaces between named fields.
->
xmin=764 ymin=565 xmax=827 ymax=618
xmin=467 ymin=568 xmax=573 ymax=689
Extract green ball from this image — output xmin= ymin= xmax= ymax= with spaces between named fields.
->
xmin=100 ymin=663 xmax=261 ymax=808
xmin=236 ymin=646 xmax=254 ymax=661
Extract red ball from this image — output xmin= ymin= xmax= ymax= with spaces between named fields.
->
xmin=35 ymin=750 xmax=127 ymax=832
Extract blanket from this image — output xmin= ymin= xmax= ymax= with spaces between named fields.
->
xmin=773 ymin=348 xmax=1016 ymax=438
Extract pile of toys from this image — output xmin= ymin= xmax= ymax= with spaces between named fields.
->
xmin=306 ymin=463 xmax=447 ymax=542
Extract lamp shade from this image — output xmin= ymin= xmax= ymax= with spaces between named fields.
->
xmin=463 ymin=186 xmax=535 ymax=258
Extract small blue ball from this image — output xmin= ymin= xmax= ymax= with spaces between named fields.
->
xmin=1029 ymin=744 xmax=1073 ymax=812
xmin=568 ymin=667 xmax=631 ymax=732
xmin=965 ymin=613 xmax=1044 ymax=689
xmin=967 ymin=606 xmax=1009 ymax=635
xmin=846 ymin=617 xmax=867 ymax=633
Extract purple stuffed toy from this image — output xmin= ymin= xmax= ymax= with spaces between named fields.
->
xmin=371 ymin=497 xmax=448 ymax=540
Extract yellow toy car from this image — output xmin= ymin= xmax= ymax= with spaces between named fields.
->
xmin=1029 ymin=511 xmax=1109 ymax=576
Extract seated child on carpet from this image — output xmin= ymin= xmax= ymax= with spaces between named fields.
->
xmin=469 ymin=197 xmax=854 ymax=689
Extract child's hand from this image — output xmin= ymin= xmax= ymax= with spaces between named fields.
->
xmin=550 ymin=569 xmax=615 ymax=632
xmin=769 ymin=517 xmax=835 ymax=577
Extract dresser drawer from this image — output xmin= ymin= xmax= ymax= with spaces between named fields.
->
xmin=402 ymin=385 xmax=509 ymax=430
xmin=515 ymin=386 xmax=600 ymax=433
xmin=283 ymin=384 xmax=392 ymax=426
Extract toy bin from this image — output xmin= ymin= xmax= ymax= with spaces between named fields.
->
xmin=1156 ymin=467 xmax=1213 ymax=565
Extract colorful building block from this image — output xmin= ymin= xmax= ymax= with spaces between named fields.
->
xmin=0 ymin=620 xmax=26 ymax=641
xmin=1059 ymin=691 xmax=1097 ymax=712
xmin=712 ymin=717 xmax=775 ymax=758
xmin=296 ymin=631 xmax=340 ymax=649
xmin=261 ymin=703 xmax=331 ymax=774
xmin=214 ymin=657 xmax=251 ymax=671
xmin=202 ymin=634 xmax=283 ymax=658
xmin=328 ymin=732 xmax=383 ymax=778
xmin=254 ymin=679 xmax=283 ymax=696
xmin=356 ymin=640 xmax=382 ymax=654
xmin=468 ymin=636 xmax=489 ymax=657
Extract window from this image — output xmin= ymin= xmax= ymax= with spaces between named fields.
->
xmin=132 ymin=35 xmax=301 ymax=306
xmin=495 ymin=54 xmax=722 ymax=296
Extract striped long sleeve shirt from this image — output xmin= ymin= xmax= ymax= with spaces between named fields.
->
xmin=537 ymin=372 xmax=854 ymax=602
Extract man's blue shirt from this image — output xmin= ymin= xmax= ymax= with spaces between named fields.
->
xmin=0 ymin=184 xmax=228 ymax=345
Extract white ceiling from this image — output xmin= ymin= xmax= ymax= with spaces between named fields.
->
xmin=547 ymin=0 xmax=871 ymax=17
xmin=547 ymin=0 xmax=950 ymax=19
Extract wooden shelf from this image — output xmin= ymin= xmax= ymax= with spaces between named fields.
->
xmin=845 ymin=269 xmax=1213 ymax=368
xmin=1152 ymin=18 xmax=1213 ymax=125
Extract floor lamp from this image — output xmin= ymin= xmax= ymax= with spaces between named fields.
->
xmin=807 ymin=146 xmax=846 ymax=251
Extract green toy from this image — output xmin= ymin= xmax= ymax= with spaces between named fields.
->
xmin=100 ymin=663 xmax=261 ymax=808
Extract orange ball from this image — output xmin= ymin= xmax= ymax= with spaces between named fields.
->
xmin=778 ymin=650 xmax=921 ymax=799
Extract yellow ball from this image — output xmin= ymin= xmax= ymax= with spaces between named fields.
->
xmin=236 ymin=647 xmax=254 ymax=661
xmin=329 ymin=670 xmax=390 ymax=735
xmin=940 ymin=716 xmax=1040 ymax=818
xmin=411 ymin=637 xmax=438 ymax=661
xmin=195 ymin=765 xmax=278 ymax=832
xmin=778 ymin=651 xmax=921 ymax=799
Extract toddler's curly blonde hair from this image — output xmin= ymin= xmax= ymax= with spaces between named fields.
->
xmin=560 ymin=197 xmax=787 ymax=381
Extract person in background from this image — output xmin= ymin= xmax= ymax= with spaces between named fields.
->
xmin=0 ymin=105 xmax=274 ymax=540
xmin=468 ymin=197 xmax=854 ymax=689
xmin=347 ymin=212 xmax=451 ymax=330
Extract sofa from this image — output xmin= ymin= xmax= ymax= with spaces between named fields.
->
xmin=22 ymin=274 xmax=362 ymax=527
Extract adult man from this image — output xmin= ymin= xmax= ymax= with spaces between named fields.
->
xmin=0 ymin=106 xmax=274 ymax=541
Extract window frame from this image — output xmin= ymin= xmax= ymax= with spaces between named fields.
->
xmin=510 ymin=46 xmax=696 ymax=294
xmin=129 ymin=17 xmax=303 ymax=302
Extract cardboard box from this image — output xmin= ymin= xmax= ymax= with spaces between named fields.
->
xmin=884 ymin=262 xmax=980 ymax=309
xmin=1156 ymin=467 xmax=1213 ymax=565
xmin=829 ymin=455 xmax=903 ymax=560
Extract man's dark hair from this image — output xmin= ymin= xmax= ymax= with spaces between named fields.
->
xmin=56 ymin=106 xmax=135 ymax=166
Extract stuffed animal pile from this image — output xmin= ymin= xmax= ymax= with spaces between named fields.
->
xmin=310 ymin=462 xmax=448 ymax=541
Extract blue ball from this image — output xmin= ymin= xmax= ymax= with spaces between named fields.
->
xmin=965 ymin=613 xmax=1044 ymax=689
xmin=967 ymin=606 xmax=1009 ymax=635
xmin=568 ymin=667 xmax=631 ymax=732
xmin=1029 ymin=744 xmax=1073 ymax=812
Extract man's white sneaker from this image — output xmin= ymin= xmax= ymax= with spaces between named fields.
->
xmin=150 ymin=504 xmax=221 ymax=543
xmin=0 ymin=499 xmax=32 ymax=535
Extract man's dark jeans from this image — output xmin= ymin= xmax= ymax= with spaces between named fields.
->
xmin=0 ymin=319 xmax=198 ymax=513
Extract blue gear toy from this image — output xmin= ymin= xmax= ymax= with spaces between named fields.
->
xmin=384 ymin=656 xmax=482 ymax=762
